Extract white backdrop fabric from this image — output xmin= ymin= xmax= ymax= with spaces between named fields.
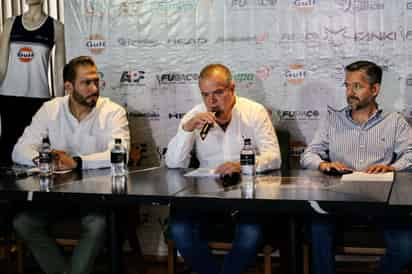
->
xmin=65 ymin=0 xmax=412 ymax=254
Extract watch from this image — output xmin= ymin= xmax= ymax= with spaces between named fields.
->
xmin=73 ymin=156 xmax=83 ymax=170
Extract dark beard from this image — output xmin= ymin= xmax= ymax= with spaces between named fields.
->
xmin=72 ymin=89 xmax=98 ymax=108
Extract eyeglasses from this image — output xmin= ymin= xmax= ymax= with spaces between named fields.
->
xmin=343 ymin=82 xmax=366 ymax=93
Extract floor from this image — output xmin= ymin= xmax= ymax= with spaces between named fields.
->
xmin=15 ymin=252 xmax=388 ymax=274
xmin=3 ymin=247 xmax=410 ymax=274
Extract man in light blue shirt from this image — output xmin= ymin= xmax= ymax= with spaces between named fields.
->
xmin=301 ymin=60 xmax=412 ymax=274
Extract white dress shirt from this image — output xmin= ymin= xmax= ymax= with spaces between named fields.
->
xmin=165 ymin=96 xmax=281 ymax=172
xmin=12 ymin=95 xmax=130 ymax=169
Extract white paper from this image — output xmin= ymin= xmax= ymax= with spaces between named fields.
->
xmin=184 ymin=168 xmax=219 ymax=177
xmin=341 ymin=171 xmax=394 ymax=182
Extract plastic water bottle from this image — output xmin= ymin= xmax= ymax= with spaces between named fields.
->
xmin=38 ymin=136 xmax=52 ymax=177
xmin=240 ymin=138 xmax=255 ymax=198
xmin=111 ymin=138 xmax=127 ymax=177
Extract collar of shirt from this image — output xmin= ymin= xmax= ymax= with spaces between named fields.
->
xmin=63 ymin=95 xmax=100 ymax=124
xmin=341 ymin=105 xmax=386 ymax=130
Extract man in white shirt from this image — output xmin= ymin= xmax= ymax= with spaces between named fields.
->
xmin=12 ymin=56 xmax=130 ymax=274
xmin=165 ymin=64 xmax=281 ymax=274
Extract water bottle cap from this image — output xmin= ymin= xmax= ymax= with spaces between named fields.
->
xmin=244 ymin=138 xmax=251 ymax=145
xmin=114 ymin=138 xmax=122 ymax=144
xmin=42 ymin=136 xmax=50 ymax=144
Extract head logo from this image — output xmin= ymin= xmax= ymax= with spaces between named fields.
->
xmin=167 ymin=37 xmax=208 ymax=47
xmin=293 ymin=0 xmax=316 ymax=10
xmin=120 ymin=70 xmax=145 ymax=85
xmin=17 ymin=47 xmax=34 ymax=62
xmin=86 ymin=34 xmax=106 ymax=54
xmin=286 ymin=64 xmax=306 ymax=84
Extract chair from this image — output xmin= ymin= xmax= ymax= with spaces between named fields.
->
xmin=0 ymin=201 xmax=24 ymax=274
xmin=303 ymin=222 xmax=412 ymax=274
xmin=167 ymin=228 xmax=274 ymax=274
xmin=276 ymin=128 xmax=290 ymax=172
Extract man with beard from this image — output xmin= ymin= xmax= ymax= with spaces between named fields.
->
xmin=301 ymin=60 xmax=412 ymax=274
xmin=166 ymin=64 xmax=281 ymax=274
xmin=12 ymin=56 xmax=129 ymax=274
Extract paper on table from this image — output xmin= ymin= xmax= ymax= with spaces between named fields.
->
xmin=184 ymin=168 xmax=219 ymax=177
xmin=341 ymin=171 xmax=394 ymax=182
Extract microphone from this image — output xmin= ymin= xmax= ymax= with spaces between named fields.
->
xmin=200 ymin=123 xmax=212 ymax=140
xmin=200 ymin=111 xmax=218 ymax=140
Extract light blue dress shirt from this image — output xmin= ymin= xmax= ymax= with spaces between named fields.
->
xmin=301 ymin=106 xmax=412 ymax=171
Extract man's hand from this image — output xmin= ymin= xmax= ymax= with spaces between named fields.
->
xmin=319 ymin=161 xmax=352 ymax=172
xmin=182 ymin=112 xmax=216 ymax=132
xmin=364 ymin=164 xmax=395 ymax=174
xmin=215 ymin=162 xmax=241 ymax=175
xmin=52 ymin=150 xmax=77 ymax=171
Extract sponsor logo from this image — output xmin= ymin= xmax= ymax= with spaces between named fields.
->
xmin=120 ymin=70 xmax=145 ymax=86
xmin=279 ymin=27 xmax=412 ymax=49
xmin=293 ymin=0 xmax=316 ymax=9
xmin=167 ymin=37 xmax=208 ymax=46
xmin=129 ymin=111 xmax=160 ymax=120
xmin=335 ymin=0 xmax=384 ymax=13
xmin=117 ymin=37 xmax=159 ymax=47
xmin=17 ymin=47 xmax=34 ymax=62
xmin=278 ymin=110 xmax=320 ymax=120
xmin=168 ymin=112 xmax=186 ymax=119
xmin=86 ymin=34 xmax=106 ymax=54
xmin=84 ymin=0 xmax=106 ymax=16
xmin=234 ymin=73 xmax=255 ymax=82
xmin=286 ymin=64 xmax=306 ymax=84
xmin=228 ymin=0 xmax=277 ymax=10
xmin=114 ymin=0 xmax=199 ymax=16
xmin=233 ymin=73 xmax=256 ymax=88
xmin=256 ymin=65 xmax=273 ymax=80
xmin=408 ymin=1 xmax=412 ymax=9
xmin=98 ymin=71 xmax=106 ymax=90
xmin=216 ymin=32 xmax=269 ymax=44
xmin=156 ymin=73 xmax=199 ymax=85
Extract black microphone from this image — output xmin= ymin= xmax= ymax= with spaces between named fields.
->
xmin=200 ymin=122 xmax=212 ymax=140
xmin=200 ymin=111 xmax=219 ymax=140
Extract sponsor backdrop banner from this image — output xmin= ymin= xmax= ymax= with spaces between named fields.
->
xmin=65 ymin=0 xmax=412 ymax=254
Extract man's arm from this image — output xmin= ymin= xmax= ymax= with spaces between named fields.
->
xmin=53 ymin=21 xmax=65 ymax=97
xmin=79 ymin=107 xmax=130 ymax=169
xmin=300 ymin=115 xmax=331 ymax=170
xmin=165 ymin=113 xmax=197 ymax=168
xmin=0 ymin=18 xmax=13 ymax=84
xmin=12 ymin=105 xmax=50 ymax=166
xmin=253 ymin=107 xmax=281 ymax=172
xmin=389 ymin=115 xmax=412 ymax=171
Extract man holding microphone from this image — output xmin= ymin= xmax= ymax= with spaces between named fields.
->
xmin=165 ymin=64 xmax=281 ymax=274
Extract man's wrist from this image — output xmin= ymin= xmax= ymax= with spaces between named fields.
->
xmin=72 ymin=156 xmax=82 ymax=170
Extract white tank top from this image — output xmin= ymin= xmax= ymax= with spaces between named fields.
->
xmin=0 ymin=15 xmax=55 ymax=98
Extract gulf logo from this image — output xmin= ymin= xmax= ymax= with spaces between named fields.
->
xmin=17 ymin=47 xmax=34 ymax=62
xmin=86 ymin=34 xmax=106 ymax=54
xmin=286 ymin=64 xmax=306 ymax=85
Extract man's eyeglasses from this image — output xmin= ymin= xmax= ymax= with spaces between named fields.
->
xmin=343 ymin=82 xmax=366 ymax=93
